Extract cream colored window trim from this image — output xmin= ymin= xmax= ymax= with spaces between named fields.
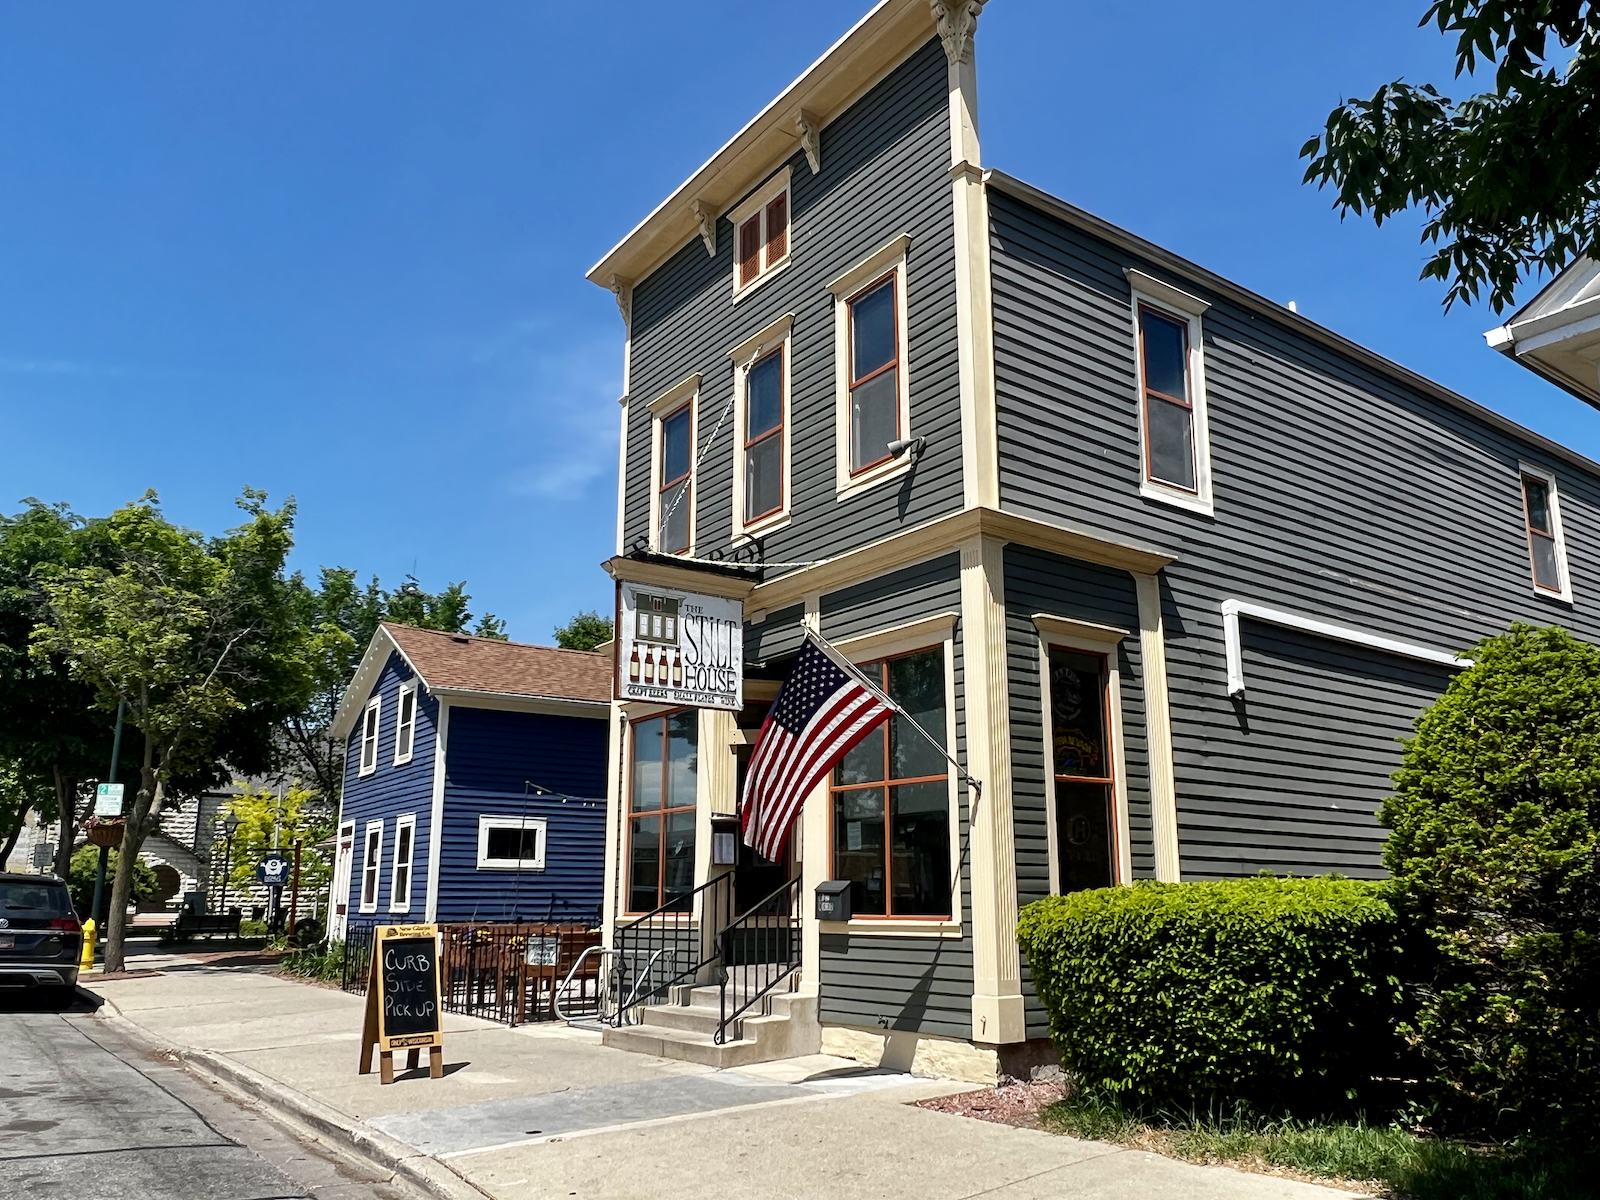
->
xmin=730 ymin=314 xmax=795 ymax=541
xmin=729 ymin=166 xmax=792 ymax=301
xmin=1037 ymin=625 xmax=1133 ymax=890
xmin=829 ymin=611 xmax=959 ymax=662
xmin=1127 ymin=270 xmax=1215 ymax=518
xmin=1031 ymin=614 xmax=1130 ymax=645
xmin=833 ymin=234 xmax=913 ymax=500
xmin=648 ymin=382 xmax=699 ymax=556
xmin=1518 ymin=461 xmax=1575 ymax=602
xmin=820 ymin=918 xmax=965 ymax=939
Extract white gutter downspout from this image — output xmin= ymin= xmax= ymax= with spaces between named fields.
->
xmin=423 ymin=698 xmax=450 ymax=923
xmin=1221 ymin=598 xmax=1470 ymax=698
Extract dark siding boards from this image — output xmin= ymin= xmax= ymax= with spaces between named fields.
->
xmin=624 ymin=38 xmax=962 ymax=566
xmin=1003 ymin=547 xmax=1148 ymax=1038
xmin=815 ymin=554 xmax=975 ymax=1040
xmin=438 ymin=706 xmax=608 ymax=923
xmin=338 ymin=653 xmax=438 ymax=916
xmin=988 ymin=187 xmax=1600 ymax=878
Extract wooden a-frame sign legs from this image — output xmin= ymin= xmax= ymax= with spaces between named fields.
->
xmin=358 ymin=923 xmax=444 ymax=1085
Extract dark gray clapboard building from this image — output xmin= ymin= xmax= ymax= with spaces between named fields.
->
xmin=586 ymin=0 xmax=1600 ymax=1081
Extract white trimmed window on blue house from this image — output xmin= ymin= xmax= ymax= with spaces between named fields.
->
xmin=477 ymin=816 xmax=546 ymax=871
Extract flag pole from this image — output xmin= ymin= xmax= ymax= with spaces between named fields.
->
xmin=804 ymin=630 xmax=983 ymax=807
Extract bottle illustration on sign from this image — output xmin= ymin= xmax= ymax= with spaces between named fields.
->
xmin=672 ymin=648 xmax=683 ymax=687
xmin=629 ymin=644 xmax=640 ymax=682
xmin=643 ymin=647 xmax=655 ymax=685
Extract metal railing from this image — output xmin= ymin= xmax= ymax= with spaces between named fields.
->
xmin=610 ymin=871 xmax=735 ymax=1025
xmin=341 ymin=921 xmax=376 ymax=993
xmin=715 ymin=876 xmax=802 ymax=1045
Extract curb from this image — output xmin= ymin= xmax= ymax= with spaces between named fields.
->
xmin=95 ymin=1011 xmax=492 ymax=1200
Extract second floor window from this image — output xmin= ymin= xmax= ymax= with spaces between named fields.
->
xmin=849 ymin=274 xmax=900 ymax=474
xmin=1139 ymin=305 xmax=1195 ymax=492
xmin=393 ymin=683 xmax=417 ymax=765
xmin=658 ymin=404 xmax=692 ymax=554
xmin=745 ymin=348 xmax=784 ymax=522
xmin=1521 ymin=468 xmax=1571 ymax=599
xmin=358 ymin=698 xmax=380 ymax=776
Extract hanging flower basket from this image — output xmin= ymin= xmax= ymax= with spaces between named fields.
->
xmin=85 ymin=818 xmax=125 ymax=849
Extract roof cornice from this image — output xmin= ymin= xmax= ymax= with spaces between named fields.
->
xmin=985 ymin=169 xmax=1600 ymax=480
xmin=586 ymin=0 xmax=936 ymax=292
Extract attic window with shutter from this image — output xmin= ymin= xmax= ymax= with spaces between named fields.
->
xmin=727 ymin=167 xmax=791 ymax=299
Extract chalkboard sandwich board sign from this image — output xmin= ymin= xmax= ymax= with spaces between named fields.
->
xmin=359 ymin=923 xmax=444 ymax=1085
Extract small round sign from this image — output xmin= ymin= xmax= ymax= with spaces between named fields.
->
xmin=256 ymin=854 xmax=293 ymax=886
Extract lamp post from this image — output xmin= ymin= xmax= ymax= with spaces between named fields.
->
xmin=218 ymin=814 xmax=240 ymax=924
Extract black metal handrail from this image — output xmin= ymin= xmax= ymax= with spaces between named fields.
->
xmin=341 ymin=921 xmax=377 ymax=993
xmin=610 ymin=871 xmax=735 ymax=1025
xmin=715 ymin=876 xmax=802 ymax=1045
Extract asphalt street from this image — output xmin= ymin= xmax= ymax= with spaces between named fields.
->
xmin=0 ymin=989 xmax=418 ymax=1200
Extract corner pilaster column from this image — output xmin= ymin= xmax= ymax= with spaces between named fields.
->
xmin=1134 ymin=573 xmax=1181 ymax=881
xmin=601 ymin=701 xmax=627 ymax=943
xmin=960 ymin=534 xmax=1025 ymax=1044
xmin=933 ymin=0 xmax=998 ymax=511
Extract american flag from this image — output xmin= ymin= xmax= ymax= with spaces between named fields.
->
xmin=741 ymin=636 xmax=895 ymax=862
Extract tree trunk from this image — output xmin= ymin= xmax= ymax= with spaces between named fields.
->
xmin=0 ymin=805 xmax=29 ymax=870
xmin=52 ymin=766 xmax=78 ymax=879
xmin=103 ymin=746 xmax=163 ymax=973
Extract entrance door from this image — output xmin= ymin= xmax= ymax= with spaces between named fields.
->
xmin=731 ymin=697 xmax=796 ymax=911
xmin=329 ymin=821 xmax=355 ymax=940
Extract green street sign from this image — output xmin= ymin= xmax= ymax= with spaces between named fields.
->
xmin=94 ymin=782 xmax=125 ymax=817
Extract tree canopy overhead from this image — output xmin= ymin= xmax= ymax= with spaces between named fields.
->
xmin=1302 ymin=1 xmax=1600 ymax=311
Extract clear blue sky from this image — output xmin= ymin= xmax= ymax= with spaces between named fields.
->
xmin=3 ymin=1 xmax=1596 ymax=642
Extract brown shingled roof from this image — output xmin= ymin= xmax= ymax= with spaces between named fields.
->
xmin=383 ymin=622 xmax=611 ymax=704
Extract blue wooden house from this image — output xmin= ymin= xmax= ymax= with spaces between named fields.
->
xmin=327 ymin=623 xmax=611 ymax=938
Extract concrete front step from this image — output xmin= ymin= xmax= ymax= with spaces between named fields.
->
xmin=601 ymin=990 xmax=821 ymax=1069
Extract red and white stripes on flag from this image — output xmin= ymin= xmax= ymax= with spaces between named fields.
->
xmin=740 ymin=636 xmax=895 ymax=862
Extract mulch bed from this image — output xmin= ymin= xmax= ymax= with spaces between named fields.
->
xmin=915 ymin=1079 xmax=1068 ymax=1130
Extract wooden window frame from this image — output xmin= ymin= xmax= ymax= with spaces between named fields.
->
xmin=392 ymin=682 xmax=417 ymax=766
xmin=475 ymin=814 xmax=548 ymax=871
xmin=358 ymin=697 xmax=381 ymax=777
xmin=743 ymin=346 xmax=786 ymax=522
xmin=388 ymin=813 xmax=416 ymax=912
xmin=727 ymin=166 xmax=792 ymax=300
xmin=728 ymin=312 xmax=794 ymax=539
xmin=1519 ymin=463 xmax=1573 ymax=602
xmin=656 ymin=401 xmax=694 ymax=556
xmin=359 ymin=820 xmax=383 ymax=913
xmin=1138 ymin=305 xmax=1197 ymax=492
xmin=1127 ymin=271 xmax=1214 ymax=517
xmin=1033 ymin=616 xmax=1133 ymax=891
xmin=625 ymin=709 xmax=698 ymax=915
xmin=846 ymin=271 xmax=903 ymax=477
xmin=827 ymin=645 xmax=953 ymax=921
xmin=829 ymin=234 xmax=913 ymax=500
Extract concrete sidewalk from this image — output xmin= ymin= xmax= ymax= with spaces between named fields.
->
xmin=84 ymin=962 xmax=1361 ymax=1200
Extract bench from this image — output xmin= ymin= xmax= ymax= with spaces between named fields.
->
xmin=169 ymin=909 xmax=242 ymax=940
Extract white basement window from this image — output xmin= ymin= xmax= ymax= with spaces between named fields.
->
xmin=393 ymin=682 xmax=417 ymax=766
xmin=477 ymin=815 xmax=547 ymax=871
xmin=358 ymin=697 xmax=381 ymax=777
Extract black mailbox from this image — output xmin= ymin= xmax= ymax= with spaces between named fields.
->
xmin=815 ymin=880 xmax=852 ymax=922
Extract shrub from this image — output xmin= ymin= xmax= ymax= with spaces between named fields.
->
xmin=1016 ymin=877 xmax=1403 ymax=1114
xmin=281 ymin=939 xmax=345 ymax=983
xmin=67 ymin=844 xmax=156 ymax=917
xmin=1382 ymin=624 xmax=1600 ymax=1137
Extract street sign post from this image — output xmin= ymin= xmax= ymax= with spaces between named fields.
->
xmin=94 ymin=783 xmax=125 ymax=818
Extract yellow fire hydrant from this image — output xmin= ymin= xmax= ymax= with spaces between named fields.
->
xmin=79 ymin=918 xmax=96 ymax=972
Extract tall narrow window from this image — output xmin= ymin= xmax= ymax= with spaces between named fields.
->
xmin=389 ymin=815 xmax=414 ymax=912
xmin=1049 ymin=648 xmax=1116 ymax=893
xmin=831 ymin=648 xmax=950 ymax=918
xmin=1139 ymin=305 xmax=1196 ymax=492
xmin=848 ymin=275 xmax=900 ymax=473
xmin=393 ymin=684 xmax=417 ymax=765
xmin=628 ymin=710 xmax=698 ymax=912
xmin=358 ymin=698 xmax=381 ymax=776
xmin=745 ymin=348 xmax=784 ymax=522
xmin=658 ymin=404 xmax=692 ymax=554
xmin=359 ymin=821 xmax=383 ymax=912
xmin=1521 ymin=470 xmax=1569 ymax=597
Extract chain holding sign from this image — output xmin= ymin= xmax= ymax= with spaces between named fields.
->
xmin=619 ymin=585 xmax=743 ymax=711
xmin=359 ymin=924 xmax=444 ymax=1084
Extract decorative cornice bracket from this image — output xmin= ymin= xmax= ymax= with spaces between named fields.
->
xmin=608 ymin=275 xmax=634 ymax=323
xmin=795 ymin=109 xmax=822 ymax=175
xmin=691 ymin=199 xmax=718 ymax=257
xmin=930 ymin=0 xmax=986 ymax=66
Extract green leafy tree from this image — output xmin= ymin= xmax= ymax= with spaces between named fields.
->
xmin=0 ymin=501 xmax=142 ymax=875
xmin=217 ymin=783 xmax=333 ymax=894
xmin=1382 ymin=624 xmax=1600 ymax=1135
xmin=32 ymin=490 xmax=334 ymax=971
xmin=1301 ymin=1 xmax=1600 ymax=311
xmin=67 ymin=844 xmax=156 ymax=917
xmin=553 ymin=609 xmax=613 ymax=651
xmin=278 ymin=569 xmax=506 ymax=805
xmin=0 ymin=756 xmax=53 ymax=870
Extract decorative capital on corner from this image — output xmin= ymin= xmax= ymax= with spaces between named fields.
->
xmin=930 ymin=0 xmax=986 ymax=66
xmin=690 ymin=199 xmax=718 ymax=257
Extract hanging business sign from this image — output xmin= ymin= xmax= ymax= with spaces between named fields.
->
xmin=257 ymin=854 xmax=293 ymax=886
xmin=619 ymin=586 xmax=743 ymax=711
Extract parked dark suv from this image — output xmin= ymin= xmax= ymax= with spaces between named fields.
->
xmin=0 ymin=872 xmax=82 ymax=992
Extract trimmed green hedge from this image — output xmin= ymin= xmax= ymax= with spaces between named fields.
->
xmin=1016 ymin=878 xmax=1404 ymax=1114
